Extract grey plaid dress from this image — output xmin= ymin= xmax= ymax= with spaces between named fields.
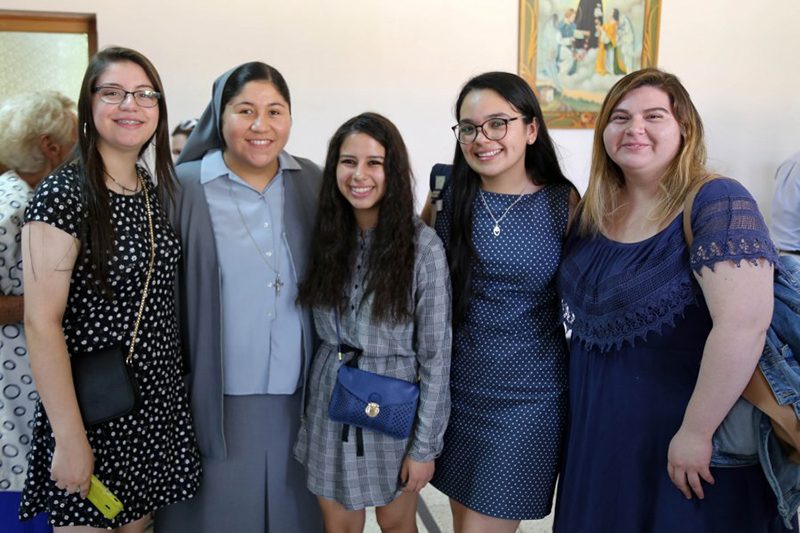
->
xmin=294 ymin=220 xmax=451 ymax=510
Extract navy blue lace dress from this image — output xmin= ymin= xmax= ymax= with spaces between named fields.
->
xmin=431 ymin=183 xmax=571 ymax=520
xmin=555 ymin=179 xmax=792 ymax=532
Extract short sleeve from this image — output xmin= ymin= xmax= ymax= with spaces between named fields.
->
xmin=24 ymin=162 xmax=85 ymax=239
xmin=689 ymin=177 xmax=777 ymax=273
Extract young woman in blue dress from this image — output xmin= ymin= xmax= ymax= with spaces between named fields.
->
xmin=555 ymin=68 xmax=794 ymax=532
xmin=427 ymin=72 xmax=578 ymax=532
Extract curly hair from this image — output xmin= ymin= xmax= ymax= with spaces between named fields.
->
xmin=0 ymin=90 xmax=75 ymax=174
xmin=298 ymin=112 xmax=415 ymax=324
xmin=447 ymin=72 xmax=573 ymax=325
xmin=578 ymin=68 xmax=711 ymax=236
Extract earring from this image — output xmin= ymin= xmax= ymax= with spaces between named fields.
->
xmin=82 ymin=122 xmax=88 ymax=136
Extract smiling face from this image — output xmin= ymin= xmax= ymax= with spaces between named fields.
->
xmin=457 ymin=88 xmax=537 ymax=188
xmin=336 ymin=132 xmax=387 ymax=230
xmin=602 ymin=85 xmax=682 ymax=183
xmin=92 ymin=60 xmax=158 ymax=157
xmin=221 ymin=80 xmax=291 ymax=182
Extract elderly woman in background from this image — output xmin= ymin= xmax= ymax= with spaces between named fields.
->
xmin=555 ymin=68 xmax=794 ymax=532
xmin=0 ymin=90 xmax=76 ymax=533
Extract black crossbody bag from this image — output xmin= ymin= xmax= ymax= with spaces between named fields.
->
xmin=71 ymin=176 xmax=154 ymax=427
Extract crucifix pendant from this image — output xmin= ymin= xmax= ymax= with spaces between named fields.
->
xmin=273 ymin=276 xmax=284 ymax=295
xmin=492 ymin=224 xmax=501 ymax=237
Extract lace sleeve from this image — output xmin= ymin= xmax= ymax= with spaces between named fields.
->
xmin=689 ymin=178 xmax=777 ymax=273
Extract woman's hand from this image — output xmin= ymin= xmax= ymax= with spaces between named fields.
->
xmin=399 ymin=457 xmax=434 ymax=493
xmin=667 ymin=425 xmax=715 ymax=499
xmin=51 ymin=433 xmax=94 ymax=498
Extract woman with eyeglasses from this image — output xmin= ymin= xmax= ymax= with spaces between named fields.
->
xmin=153 ymin=62 xmax=323 ymax=533
xmin=427 ymin=71 xmax=578 ymax=532
xmin=17 ymin=47 xmax=201 ymax=532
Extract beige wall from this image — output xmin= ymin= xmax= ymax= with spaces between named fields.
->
xmin=2 ymin=0 xmax=798 ymax=214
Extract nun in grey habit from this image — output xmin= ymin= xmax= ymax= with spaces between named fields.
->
xmin=154 ymin=62 xmax=323 ymax=533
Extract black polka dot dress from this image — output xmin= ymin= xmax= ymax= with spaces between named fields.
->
xmin=18 ymin=163 xmax=201 ymax=528
xmin=430 ymin=183 xmax=570 ymax=520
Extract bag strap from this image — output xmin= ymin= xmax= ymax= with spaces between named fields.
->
xmin=334 ymin=310 xmax=361 ymax=365
xmin=334 ymin=309 xmax=365 ymax=456
xmin=125 ymin=172 xmax=156 ymax=365
xmin=681 ymin=175 xmax=718 ymax=247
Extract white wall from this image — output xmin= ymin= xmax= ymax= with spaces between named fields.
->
xmin=2 ymin=0 xmax=798 ymax=213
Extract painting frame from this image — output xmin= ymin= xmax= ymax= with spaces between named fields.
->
xmin=518 ymin=0 xmax=661 ymax=129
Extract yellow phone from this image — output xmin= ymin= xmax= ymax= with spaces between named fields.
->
xmin=87 ymin=475 xmax=123 ymax=520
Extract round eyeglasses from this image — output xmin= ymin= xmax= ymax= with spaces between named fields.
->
xmin=451 ymin=116 xmax=524 ymax=144
xmin=93 ymin=86 xmax=161 ymax=108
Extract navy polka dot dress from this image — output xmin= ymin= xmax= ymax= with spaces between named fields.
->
xmin=17 ymin=163 xmax=201 ymax=528
xmin=430 ymin=182 xmax=570 ymax=520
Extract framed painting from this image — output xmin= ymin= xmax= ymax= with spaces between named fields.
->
xmin=518 ymin=0 xmax=661 ymax=128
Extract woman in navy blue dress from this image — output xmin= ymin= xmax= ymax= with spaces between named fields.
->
xmin=556 ymin=68 xmax=795 ymax=532
xmin=428 ymin=72 xmax=578 ymax=532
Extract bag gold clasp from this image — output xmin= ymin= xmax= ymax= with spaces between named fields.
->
xmin=365 ymin=402 xmax=380 ymax=418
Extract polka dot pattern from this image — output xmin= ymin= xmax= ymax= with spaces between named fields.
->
xmin=0 ymin=171 xmax=36 ymax=493
xmin=431 ymin=183 xmax=570 ymax=520
xmin=17 ymin=163 xmax=201 ymax=527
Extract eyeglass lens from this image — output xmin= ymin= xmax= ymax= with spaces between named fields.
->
xmin=454 ymin=118 xmax=511 ymax=143
xmin=96 ymin=87 xmax=159 ymax=107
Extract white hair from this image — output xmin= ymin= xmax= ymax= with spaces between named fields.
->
xmin=0 ymin=90 xmax=76 ymax=174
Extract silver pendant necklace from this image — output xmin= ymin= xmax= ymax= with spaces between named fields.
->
xmin=228 ymin=182 xmax=284 ymax=295
xmin=478 ymin=186 xmax=529 ymax=237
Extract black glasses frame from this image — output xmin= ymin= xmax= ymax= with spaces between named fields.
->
xmin=451 ymin=116 xmax=524 ymax=144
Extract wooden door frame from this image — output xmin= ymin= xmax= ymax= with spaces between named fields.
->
xmin=0 ymin=10 xmax=97 ymax=56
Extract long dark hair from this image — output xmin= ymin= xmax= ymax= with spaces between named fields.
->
xmin=76 ymin=46 xmax=175 ymax=294
xmin=298 ymin=112 xmax=415 ymax=323
xmin=448 ymin=71 xmax=572 ymax=325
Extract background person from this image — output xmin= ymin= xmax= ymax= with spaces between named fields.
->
xmin=170 ymin=118 xmax=197 ymax=162
xmin=771 ymin=151 xmax=800 ymax=267
xmin=17 ymin=47 xmax=201 ymax=532
xmin=154 ymin=61 xmax=323 ymax=533
xmin=555 ymin=68 xmax=793 ymax=532
xmin=0 ymin=90 xmax=77 ymax=533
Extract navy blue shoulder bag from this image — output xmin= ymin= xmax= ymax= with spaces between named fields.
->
xmin=328 ymin=314 xmax=420 ymax=455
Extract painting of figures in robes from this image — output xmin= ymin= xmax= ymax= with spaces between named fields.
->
xmin=519 ymin=0 xmax=661 ymax=128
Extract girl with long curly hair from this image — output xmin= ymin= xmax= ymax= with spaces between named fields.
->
xmin=295 ymin=112 xmax=451 ymax=532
